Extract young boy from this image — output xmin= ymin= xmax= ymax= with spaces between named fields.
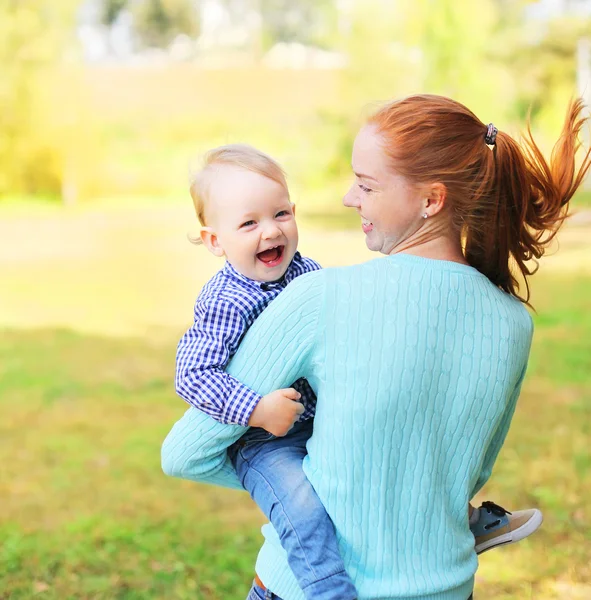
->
xmin=174 ymin=144 xmax=542 ymax=599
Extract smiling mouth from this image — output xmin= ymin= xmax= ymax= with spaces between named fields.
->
xmin=256 ymin=245 xmax=285 ymax=267
xmin=361 ymin=218 xmax=374 ymax=233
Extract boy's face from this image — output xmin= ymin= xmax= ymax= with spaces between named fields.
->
xmin=201 ymin=165 xmax=299 ymax=282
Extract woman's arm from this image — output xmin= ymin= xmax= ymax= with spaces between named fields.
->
xmin=161 ymin=270 xmax=326 ymax=488
xmin=226 ymin=270 xmax=324 ymax=393
xmin=161 ymin=406 xmax=246 ymax=490
xmin=470 ymin=363 xmax=528 ymax=498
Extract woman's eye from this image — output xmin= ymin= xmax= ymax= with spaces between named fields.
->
xmin=358 ymin=184 xmax=373 ymax=193
xmin=240 ymin=220 xmax=256 ymax=228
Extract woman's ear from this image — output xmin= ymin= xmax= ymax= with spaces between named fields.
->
xmin=425 ymin=183 xmax=447 ymax=217
xmin=200 ymin=227 xmax=225 ymax=257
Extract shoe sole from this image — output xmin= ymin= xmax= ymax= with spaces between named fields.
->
xmin=476 ymin=509 xmax=543 ymax=555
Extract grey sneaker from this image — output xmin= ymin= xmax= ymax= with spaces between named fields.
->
xmin=470 ymin=501 xmax=543 ymax=555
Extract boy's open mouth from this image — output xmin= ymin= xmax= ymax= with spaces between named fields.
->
xmin=256 ymin=245 xmax=285 ymax=267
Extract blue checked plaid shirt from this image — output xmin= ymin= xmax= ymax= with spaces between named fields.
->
xmin=175 ymin=252 xmax=322 ymax=426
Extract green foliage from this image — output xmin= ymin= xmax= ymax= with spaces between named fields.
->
xmin=0 ymin=2 xmax=75 ymax=197
xmin=0 ymin=1 xmax=104 ymax=203
xmin=401 ymin=0 xmax=494 ymax=93
xmin=498 ymin=15 xmax=591 ymax=134
xmin=259 ymin=0 xmax=339 ymax=50
xmin=101 ymin=0 xmax=199 ymax=48
xmin=132 ymin=0 xmax=199 ymax=49
xmin=317 ymin=0 xmax=591 ymax=206
xmin=4 ymin=0 xmax=591 ymax=203
xmin=323 ymin=0 xmax=514 ymax=186
xmin=103 ymin=0 xmax=128 ymax=26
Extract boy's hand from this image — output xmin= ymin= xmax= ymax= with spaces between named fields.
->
xmin=248 ymin=388 xmax=304 ymax=437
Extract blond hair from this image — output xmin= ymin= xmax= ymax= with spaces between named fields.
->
xmin=189 ymin=144 xmax=289 ymax=245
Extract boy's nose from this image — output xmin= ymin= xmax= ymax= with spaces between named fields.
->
xmin=262 ymin=223 xmax=281 ymax=239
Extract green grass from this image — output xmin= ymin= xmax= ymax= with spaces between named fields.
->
xmin=527 ymin=276 xmax=591 ymax=384
xmin=0 ymin=275 xmax=589 ymax=599
xmin=0 ymin=329 xmax=265 ymax=599
xmin=1 ymin=205 xmax=590 ymax=599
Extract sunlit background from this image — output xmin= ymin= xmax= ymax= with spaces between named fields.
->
xmin=1 ymin=1 xmax=590 ymax=598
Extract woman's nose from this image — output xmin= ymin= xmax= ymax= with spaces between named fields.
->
xmin=343 ymin=187 xmax=359 ymax=208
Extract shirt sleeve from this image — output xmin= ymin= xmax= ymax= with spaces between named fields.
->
xmin=175 ymin=298 xmax=262 ymax=426
xmin=302 ymin=256 xmax=322 ymax=272
xmin=162 ymin=270 xmax=326 ymax=489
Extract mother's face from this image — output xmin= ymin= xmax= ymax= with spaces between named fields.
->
xmin=343 ymin=125 xmax=427 ymax=255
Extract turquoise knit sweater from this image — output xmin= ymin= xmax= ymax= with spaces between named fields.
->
xmin=162 ymin=254 xmax=533 ymax=600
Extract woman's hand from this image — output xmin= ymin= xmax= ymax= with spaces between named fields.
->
xmin=248 ymin=388 xmax=304 ymax=436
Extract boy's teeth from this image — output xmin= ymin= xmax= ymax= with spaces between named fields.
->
xmin=257 ymin=245 xmax=283 ymax=263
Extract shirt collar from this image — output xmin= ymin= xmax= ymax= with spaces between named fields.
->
xmin=223 ymin=252 xmax=303 ymax=291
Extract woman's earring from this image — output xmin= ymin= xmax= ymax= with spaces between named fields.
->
xmin=423 ymin=213 xmax=428 ymax=219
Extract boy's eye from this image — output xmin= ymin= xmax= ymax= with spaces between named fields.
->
xmin=358 ymin=184 xmax=373 ymax=193
xmin=275 ymin=210 xmax=290 ymax=218
xmin=240 ymin=220 xmax=256 ymax=228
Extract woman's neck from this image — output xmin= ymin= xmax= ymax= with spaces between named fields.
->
xmin=388 ymin=223 xmax=468 ymax=265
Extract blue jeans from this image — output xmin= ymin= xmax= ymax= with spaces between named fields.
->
xmin=246 ymin=582 xmax=474 ymax=600
xmin=246 ymin=581 xmax=281 ymax=599
xmin=229 ymin=419 xmax=357 ymax=600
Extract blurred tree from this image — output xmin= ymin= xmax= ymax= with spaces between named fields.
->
xmin=103 ymin=0 xmax=128 ymax=25
xmin=214 ymin=0 xmax=338 ymax=50
xmin=485 ymin=0 xmax=591 ymax=147
xmin=258 ymin=0 xmax=338 ymax=49
xmin=400 ymin=0 xmax=514 ymax=120
xmin=0 ymin=1 xmax=80 ymax=199
xmin=323 ymin=0 xmax=511 ymax=183
xmin=320 ymin=1 xmax=405 ymax=181
xmin=504 ymin=17 xmax=591 ymax=125
xmin=132 ymin=0 xmax=199 ymax=48
xmin=102 ymin=0 xmax=199 ymax=48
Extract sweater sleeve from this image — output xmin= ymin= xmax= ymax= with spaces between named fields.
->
xmin=161 ymin=271 xmax=326 ymax=489
xmin=226 ymin=270 xmax=324 ymax=393
xmin=470 ymin=362 xmax=528 ymax=498
xmin=161 ymin=406 xmax=246 ymax=490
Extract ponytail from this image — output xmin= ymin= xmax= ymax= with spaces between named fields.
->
xmin=465 ymin=98 xmax=591 ymax=303
xmin=369 ymin=95 xmax=591 ymax=304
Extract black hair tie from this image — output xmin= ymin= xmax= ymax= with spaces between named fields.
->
xmin=485 ymin=123 xmax=498 ymax=146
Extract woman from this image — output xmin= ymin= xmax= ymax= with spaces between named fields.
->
xmin=162 ymin=94 xmax=590 ymax=600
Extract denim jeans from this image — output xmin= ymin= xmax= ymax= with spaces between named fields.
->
xmin=245 ymin=582 xmax=474 ymax=600
xmin=229 ymin=419 xmax=357 ymax=600
xmin=246 ymin=582 xmax=278 ymax=600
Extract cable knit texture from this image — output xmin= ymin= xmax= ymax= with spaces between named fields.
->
xmin=161 ymin=254 xmax=533 ymax=600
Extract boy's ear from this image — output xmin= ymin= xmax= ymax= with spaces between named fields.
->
xmin=200 ymin=227 xmax=225 ymax=257
xmin=290 ymin=202 xmax=296 ymax=217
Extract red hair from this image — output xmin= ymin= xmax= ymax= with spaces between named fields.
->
xmin=369 ymin=94 xmax=591 ymax=304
